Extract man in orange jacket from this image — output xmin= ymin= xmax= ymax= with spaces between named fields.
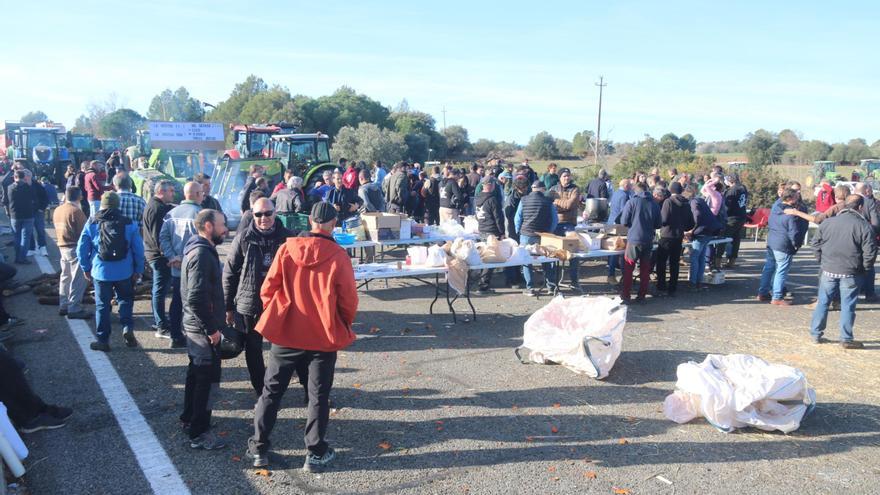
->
xmin=247 ymin=201 xmax=358 ymax=473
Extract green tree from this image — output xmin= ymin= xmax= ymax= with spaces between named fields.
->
xmin=846 ymin=138 xmax=873 ymax=163
xmin=471 ymin=138 xmax=497 ymax=157
xmin=572 ymin=130 xmax=594 ymax=157
xmin=554 ymin=138 xmax=573 ymax=157
xmin=493 ymin=141 xmax=518 ymax=158
xmin=147 ymin=87 xmax=205 ymax=122
xmin=20 ymin=110 xmax=49 ymax=124
xmin=799 ymin=140 xmax=831 ymax=163
xmin=526 ymin=131 xmax=558 ymax=159
xmin=330 ymin=123 xmax=406 ymax=164
xmin=828 ymin=143 xmax=848 ymax=163
xmin=744 ymin=129 xmax=784 ymax=166
xmin=71 ymin=114 xmax=94 ymax=134
xmin=659 ymin=133 xmax=680 ymax=152
xmin=99 ymin=108 xmax=145 ymax=143
xmin=443 ymin=125 xmax=470 ymax=158
xmin=402 ymin=132 xmax=431 ymax=163
xmin=238 ymin=86 xmax=304 ymax=125
xmin=303 ymin=86 xmax=391 ymax=138
xmin=778 ymin=129 xmax=801 ymax=151
xmin=206 ymin=75 xmax=269 ymax=124
xmin=678 ymin=133 xmax=697 ymax=153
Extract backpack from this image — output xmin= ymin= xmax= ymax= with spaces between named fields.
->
xmin=97 ymin=216 xmax=131 ymax=261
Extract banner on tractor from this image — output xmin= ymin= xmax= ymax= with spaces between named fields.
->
xmin=147 ymin=122 xmax=225 ymax=151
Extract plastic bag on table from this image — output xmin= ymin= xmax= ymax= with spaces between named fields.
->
xmin=516 ymin=295 xmax=626 ymax=379
xmin=439 ymin=220 xmax=465 ymax=237
xmin=425 ymin=245 xmax=448 ymax=267
xmin=463 ymin=215 xmax=480 ymax=234
xmin=407 ymin=246 xmax=429 ymax=266
xmin=451 ymin=238 xmax=481 ymax=266
xmin=446 ymin=258 xmax=468 ymax=295
xmin=477 ymin=235 xmax=508 ymax=263
xmin=662 ymin=354 xmax=816 ymax=433
xmin=507 ymin=246 xmax=532 ymax=265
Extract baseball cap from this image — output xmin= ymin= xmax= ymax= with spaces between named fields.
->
xmin=531 ymin=180 xmax=545 ymax=190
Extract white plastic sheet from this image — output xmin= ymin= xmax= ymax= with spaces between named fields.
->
xmin=663 ymin=354 xmax=816 ymax=433
xmin=518 ymin=296 xmax=627 ymax=379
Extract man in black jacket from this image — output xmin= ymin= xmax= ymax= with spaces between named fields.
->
xmin=438 ymin=168 xmax=463 ymax=223
xmin=809 ymin=195 xmax=877 ymax=349
xmin=853 ymin=183 xmax=879 ymax=301
xmin=585 ymin=169 xmax=609 ymax=199
xmin=194 ymin=173 xmax=223 ymax=213
xmin=657 ymin=183 xmax=695 ymax=296
xmin=475 ymin=178 xmax=505 ymax=294
xmin=717 ymin=173 xmax=749 ymax=268
xmin=422 ymin=166 xmax=441 ymax=225
xmin=7 ymin=170 xmax=35 ymax=264
xmin=180 ymin=209 xmax=229 ymax=450
xmin=143 ymin=180 xmax=178 ymax=344
xmin=239 ymin=164 xmax=265 ymax=214
xmin=223 ymin=198 xmax=292 ymax=395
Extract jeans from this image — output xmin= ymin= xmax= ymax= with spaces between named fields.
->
xmin=89 ymin=200 xmax=101 ymax=219
xmin=862 ymin=266 xmax=876 ymax=298
xmin=810 ymin=274 xmax=860 ymax=342
xmin=181 ymin=335 xmax=221 ymax=439
xmin=758 ymin=248 xmax=793 ymax=301
xmin=723 ymin=217 xmax=747 ymax=261
xmin=59 ymin=247 xmax=87 ymax=313
xmin=555 ymin=223 xmax=580 ymax=285
xmin=10 ymin=218 xmax=34 ymax=262
xmin=656 ymin=237 xmax=682 ymax=293
xmin=0 ymin=348 xmax=47 ymax=426
xmin=241 ymin=314 xmax=267 ymax=396
xmin=170 ymin=276 xmax=184 ymax=339
xmin=149 ymin=259 xmax=173 ymax=334
xmin=607 ymin=255 xmax=620 ymax=277
xmin=94 ymin=278 xmax=134 ymax=344
xmin=689 ymin=236 xmax=711 ymax=285
xmin=621 ymin=243 xmax=652 ymax=300
xmin=249 ymin=345 xmax=337 ymax=457
xmin=520 ymin=235 xmax=556 ymax=290
xmin=28 ymin=210 xmax=47 ymax=249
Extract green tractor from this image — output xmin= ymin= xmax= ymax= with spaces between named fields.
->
xmin=212 ymin=132 xmax=334 ymax=229
xmin=131 ymin=150 xmax=205 ymax=203
xmin=68 ymin=133 xmax=101 ymax=166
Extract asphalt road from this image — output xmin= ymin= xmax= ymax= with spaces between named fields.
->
xmin=4 ymin=222 xmax=879 ymax=495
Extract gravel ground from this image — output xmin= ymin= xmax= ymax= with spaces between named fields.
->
xmin=4 ymin=224 xmax=879 ymax=495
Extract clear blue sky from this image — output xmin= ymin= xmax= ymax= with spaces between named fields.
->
xmin=5 ymin=0 xmax=879 ymax=145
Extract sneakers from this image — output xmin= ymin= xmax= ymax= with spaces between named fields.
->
xmin=770 ymin=299 xmax=791 ymax=306
xmin=523 ymin=288 xmax=537 ymax=297
xmin=303 ymin=447 xmax=336 ymax=473
xmin=473 ymin=288 xmax=493 ymax=295
xmin=756 ymin=294 xmax=771 ymax=302
xmin=122 ymin=327 xmax=138 ymax=347
xmin=154 ymin=327 xmax=171 ymax=339
xmin=606 ymin=275 xmax=618 ymax=286
xmin=190 ymin=431 xmax=227 ymax=450
xmin=90 ymin=341 xmax=110 ymax=352
xmin=38 ymin=246 xmax=48 ymax=256
xmin=170 ymin=338 xmax=187 ymax=349
xmin=811 ymin=336 xmax=829 ymax=344
xmin=46 ymin=405 xmax=74 ymax=421
xmin=246 ymin=450 xmax=269 ymax=468
xmin=840 ymin=341 xmax=865 ymax=350
xmin=66 ymin=310 xmax=92 ymax=320
xmin=59 ymin=307 xmax=68 ymax=316
xmin=26 ymin=250 xmax=36 ymax=257
xmin=20 ymin=412 xmax=68 ymax=433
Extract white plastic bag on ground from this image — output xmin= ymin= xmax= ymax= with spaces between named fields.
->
xmin=517 ymin=296 xmax=626 ymax=379
xmin=663 ymin=354 xmax=816 ymax=433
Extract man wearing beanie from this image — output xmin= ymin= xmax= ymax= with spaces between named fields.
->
xmin=247 ymin=201 xmax=358 ymax=473
xmin=656 ymin=182 xmax=694 ymax=296
xmin=77 ymin=191 xmax=144 ymax=351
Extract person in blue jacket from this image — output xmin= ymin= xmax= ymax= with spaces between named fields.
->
xmin=605 ymin=178 xmax=632 ymax=285
xmin=757 ymin=188 xmax=807 ymax=305
xmin=77 ymin=191 xmax=145 ymax=351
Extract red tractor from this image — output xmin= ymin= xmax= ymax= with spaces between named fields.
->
xmin=222 ymin=123 xmax=296 ymax=160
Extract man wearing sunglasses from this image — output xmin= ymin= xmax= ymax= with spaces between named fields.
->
xmin=223 ymin=198 xmax=293 ymax=396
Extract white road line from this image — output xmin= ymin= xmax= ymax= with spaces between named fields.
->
xmin=38 ymin=259 xmax=190 ymax=494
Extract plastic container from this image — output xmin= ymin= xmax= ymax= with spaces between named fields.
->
xmin=333 ymin=232 xmax=356 ymax=245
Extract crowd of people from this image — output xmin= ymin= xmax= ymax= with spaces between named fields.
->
xmin=0 ymin=151 xmax=877 ymax=475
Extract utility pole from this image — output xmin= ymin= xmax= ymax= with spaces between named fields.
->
xmin=594 ymin=76 xmax=607 ymax=165
xmin=441 ymin=106 xmax=447 ymax=133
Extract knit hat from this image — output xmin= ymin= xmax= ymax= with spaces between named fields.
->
xmin=531 ymin=180 xmax=545 ymax=190
xmin=310 ymin=201 xmax=337 ymax=224
xmin=669 ymin=182 xmax=683 ymax=195
xmin=100 ymin=191 xmax=120 ymax=210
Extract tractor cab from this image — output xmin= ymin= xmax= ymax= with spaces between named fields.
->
xmin=225 ymin=123 xmax=289 ymax=160
xmin=15 ymin=127 xmax=66 ymax=181
xmin=268 ymin=133 xmax=334 ymax=189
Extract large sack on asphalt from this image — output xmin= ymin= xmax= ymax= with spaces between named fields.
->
xmin=663 ymin=354 xmax=816 ymax=433
xmin=517 ymin=295 xmax=626 ymax=379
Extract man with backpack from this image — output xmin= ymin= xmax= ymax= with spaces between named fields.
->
xmin=77 ymin=192 xmax=144 ymax=351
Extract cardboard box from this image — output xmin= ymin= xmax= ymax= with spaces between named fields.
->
xmin=601 ymin=235 xmax=626 ymax=251
xmin=605 ymin=224 xmax=629 ymax=236
xmin=361 ymin=213 xmax=402 ymax=231
xmin=367 ymin=228 xmax=399 ymax=241
xmin=539 ymin=233 xmax=582 ymax=252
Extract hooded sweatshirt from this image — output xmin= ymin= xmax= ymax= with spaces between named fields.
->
xmin=814 ymin=183 xmax=835 ymax=213
xmin=256 ymin=233 xmax=358 ymax=352
xmin=660 ymin=194 xmax=695 ymax=239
